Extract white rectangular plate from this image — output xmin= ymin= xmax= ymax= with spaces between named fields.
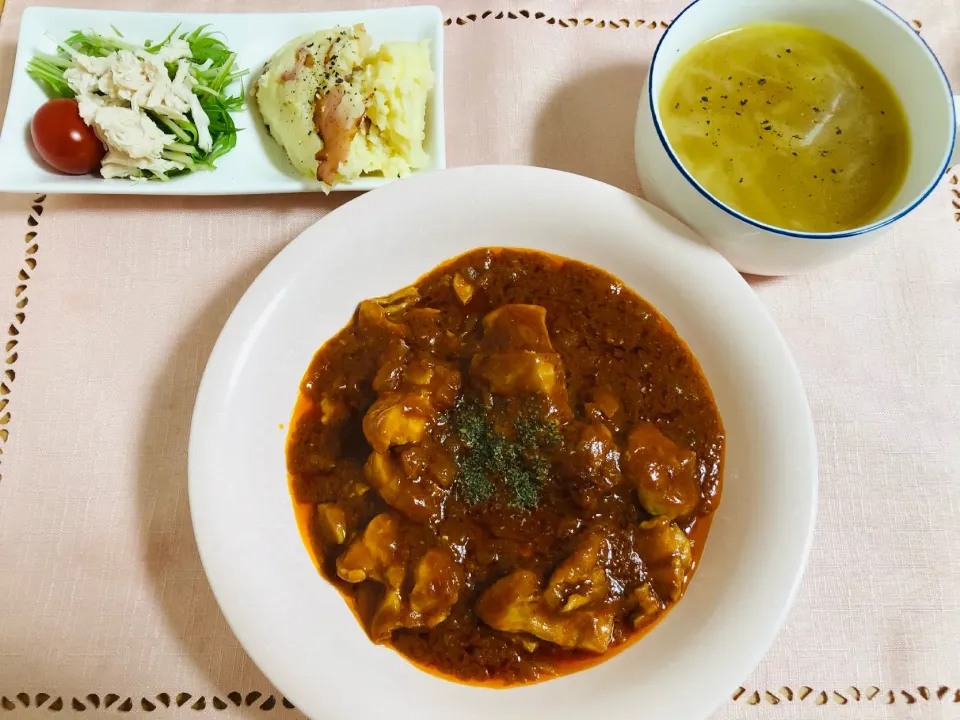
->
xmin=0 ymin=5 xmax=445 ymax=195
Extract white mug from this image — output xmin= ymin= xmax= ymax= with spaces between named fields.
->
xmin=634 ymin=0 xmax=959 ymax=276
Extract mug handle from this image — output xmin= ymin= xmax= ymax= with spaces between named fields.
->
xmin=953 ymin=96 xmax=960 ymax=166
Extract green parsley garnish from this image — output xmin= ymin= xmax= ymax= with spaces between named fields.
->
xmin=450 ymin=399 xmax=559 ymax=510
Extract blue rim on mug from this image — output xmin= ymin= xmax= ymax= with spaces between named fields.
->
xmin=647 ymin=0 xmax=957 ymax=241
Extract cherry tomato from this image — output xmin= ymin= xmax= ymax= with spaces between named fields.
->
xmin=30 ymin=98 xmax=105 ymax=175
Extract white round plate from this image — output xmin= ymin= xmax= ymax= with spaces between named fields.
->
xmin=189 ymin=165 xmax=817 ymax=720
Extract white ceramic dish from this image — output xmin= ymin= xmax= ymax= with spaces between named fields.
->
xmin=0 ymin=6 xmax=445 ymax=195
xmin=635 ymin=0 xmax=959 ymax=276
xmin=189 ymin=165 xmax=817 ymax=720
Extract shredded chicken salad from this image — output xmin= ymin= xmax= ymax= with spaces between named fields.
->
xmin=27 ymin=25 xmax=247 ymax=180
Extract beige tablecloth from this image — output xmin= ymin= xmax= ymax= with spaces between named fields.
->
xmin=0 ymin=0 xmax=958 ymax=717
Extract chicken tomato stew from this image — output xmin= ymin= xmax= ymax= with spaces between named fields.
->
xmin=287 ymin=248 xmax=724 ymax=685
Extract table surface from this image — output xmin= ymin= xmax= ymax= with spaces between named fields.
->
xmin=0 ymin=0 xmax=958 ymax=718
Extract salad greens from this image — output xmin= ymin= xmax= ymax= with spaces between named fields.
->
xmin=26 ymin=25 xmax=247 ymax=179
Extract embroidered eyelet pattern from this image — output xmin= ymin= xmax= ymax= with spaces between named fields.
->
xmin=2 ymin=686 xmax=959 ymax=711
xmin=443 ymin=10 xmax=671 ymax=29
xmin=733 ymin=685 xmax=960 ymax=705
xmin=0 ymin=194 xmax=42 ymax=483
xmin=0 ymin=692 xmax=297 ymax=712
xmin=949 ymin=170 xmax=960 ymax=223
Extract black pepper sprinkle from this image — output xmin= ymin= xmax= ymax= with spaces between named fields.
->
xmin=735 ymin=111 xmax=742 ymax=116
xmin=836 ymin=127 xmax=843 ymax=135
xmin=764 ymin=125 xmax=772 ymax=131
xmin=739 ymin=178 xmax=744 ymax=183
xmin=675 ymin=102 xmax=680 ymax=110
xmin=792 ymin=152 xmax=798 ymax=156
xmin=813 ymin=107 xmax=821 ymax=113
xmin=792 ymin=134 xmax=802 ymax=140
xmin=706 ymin=120 xmax=711 ymax=124
xmin=758 ymin=78 xmax=767 ymax=85
xmin=831 ymin=169 xmax=837 ymax=174
xmin=740 ymin=99 xmax=748 ymax=106
xmin=701 ymin=96 xmax=709 ymax=102
xmin=786 ymin=48 xmax=792 ymax=53
xmin=336 ymin=77 xmax=343 ymax=83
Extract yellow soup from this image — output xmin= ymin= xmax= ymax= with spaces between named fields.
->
xmin=658 ymin=23 xmax=910 ymax=232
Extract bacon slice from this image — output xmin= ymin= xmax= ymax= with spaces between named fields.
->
xmin=313 ymin=86 xmax=364 ymax=185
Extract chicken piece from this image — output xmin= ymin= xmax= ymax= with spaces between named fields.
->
xmin=364 ymin=450 xmax=447 ymax=523
xmin=622 ymin=423 xmax=700 ymax=520
xmin=374 ymin=285 xmax=420 ymax=315
xmin=405 ymin=360 xmax=462 ymax=411
xmin=575 ymin=423 xmax=620 ymax=480
xmin=475 ymin=570 xmax=615 ymax=653
xmin=635 ymin=516 xmax=693 ymax=602
xmin=372 ymin=340 xmax=410 ymax=393
xmin=471 ymin=352 xmax=563 ymax=395
xmin=409 ymin=548 xmax=462 ymax=627
xmin=567 ymin=422 xmax=621 ymax=509
xmin=357 ymin=286 xmax=420 ymax=336
xmin=544 ymin=533 xmax=611 ymax=612
xmin=480 ymin=305 xmax=555 ymax=353
xmin=358 ymin=300 xmax=407 ymax=336
xmin=366 ymin=547 xmax=461 ymax=640
xmin=187 ymin=92 xmax=213 ymax=152
xmin=338 ymin=518 xmax=460 ymax=641
xmin=373 ymin=339 xmax=461 ymax=403
xmin=584 ymin=387 xmax=622 ymax=431
xmin=399 ymin=443 xmax=457 ymax=489
xmin=315 ymin=503 xmax=348 ymax=544
xmin=471 ymin=305 xmax=571 ymax=416
xmin=452 ymin=273 xmax=475 ymax=305
xmin=404 ymin=308 xmax=448 ymax=351
xmin=368 ymin=585 xmax=412 ymax=641
xmin=362 ymin=392 xmax=434 ymax=453
xmin=628 ymin=582 xmax=664 ymax=629
xmin=83 ymin=105 xmax=172 ymax=159
xmin=335 ymin=513 xmax=404 ymax=587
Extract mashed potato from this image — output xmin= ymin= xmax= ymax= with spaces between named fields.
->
xmin=255 ymin=26 xmax=434 ymax=187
